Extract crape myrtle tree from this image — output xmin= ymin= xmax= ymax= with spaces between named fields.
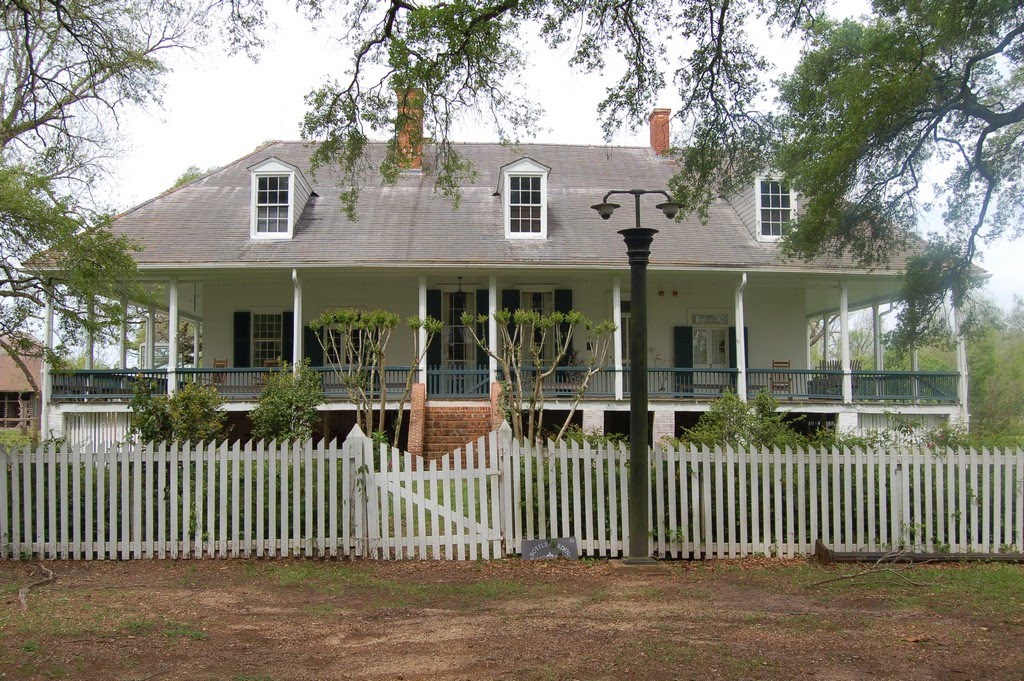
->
xmin=461 ymin=308 xmax=615 ymax=443
xmin=310 ymin=308 xmax=441 ymax=446
xmin=0 ymin=0 xmax=268 ymax=388
xmin=287 ymin=0 xmax=1022 ymax=350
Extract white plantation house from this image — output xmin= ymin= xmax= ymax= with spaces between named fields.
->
xmin=42 ymin=108 xmax=968 ymax=454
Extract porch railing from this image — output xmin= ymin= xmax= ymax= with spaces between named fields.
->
xmin=746 ymin=368 xmax=844 ymax=400
xmin=317 ymin=366 xmax=412 ymax=399
xmin=51 ymin=369 xmax=168 ymax=401
xmin=639 ymin=368 xmax=740 ymax=399
xmin=49 ymin=367 xmax=962 ymax=404
xmin=853 ymin=371 xmax=959 ymax=403
xmin=427 ymin=366 xmax=490 ymax=399
xmin=177 ymin=367 xmax=273 ymax=399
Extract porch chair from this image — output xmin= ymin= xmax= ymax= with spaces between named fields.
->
xmin=211 ymin=359 xmax=229 ymax=387
xmin=770 ymin=360 xmax=792 ymax=395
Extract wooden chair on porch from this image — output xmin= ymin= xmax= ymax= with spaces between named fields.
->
xmin=770 ymin=360 xmax=792 ymax=395
xmin=211 ymin=359 xmax=228 ymax=388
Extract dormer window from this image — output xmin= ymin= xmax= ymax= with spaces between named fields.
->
xmin=757 ymin=178 xmax=796 ymax=239
xmin=256 ymin=175 xmax=290 ymax=234
xmin=509 ymin=176 xmax=542 ymax=234
xmin=248 ymin=157 xmax=313 ymax=240
xmin=500 ymin=157 xmax=550 ymax=239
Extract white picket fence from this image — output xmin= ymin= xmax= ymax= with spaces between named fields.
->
xmin=2 ymin=424 xmax=1023 ymax=560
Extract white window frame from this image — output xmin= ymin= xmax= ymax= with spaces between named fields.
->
xmin=755 ymin=176 xmax=797 ymax=242
xmin=501 ymin=158 xmax=550 ymax=240
xmin=247 ymin=157 xmax=310 ymax=240
xmin=690 ymin=309 xmax=732 ymax=369
xmin=251 ymin=172 xmax=294 ymax=239
xmin=251 ymin=312 xmax=283 ymax=366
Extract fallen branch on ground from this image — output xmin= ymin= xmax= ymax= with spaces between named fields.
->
xmin=17 ymin=563 xmax=55 ymax=611
xmin=809 ymin=550 xmax=936 ymax=588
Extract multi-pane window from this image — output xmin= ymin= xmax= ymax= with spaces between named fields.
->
xmin=443 ymin=291 xmax=475 ymax=367
xmin=252 ymin=313 xmax=282 ymax=366
xmin=509 ymin=175 xmax=542 ymax=234
xmin=323 ymin=326 xmax=363 ymax=366
xmin=759 ymin=179 xmax=792 ymax=237
xmin=692 ymin=312 xmax=728 ymax=368
xmin=256 ymin=175 xmax=290 ymax=233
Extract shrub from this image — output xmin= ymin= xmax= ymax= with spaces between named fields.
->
xmin=249 ymin=361 xmax=324 ymax=443
xmin=130 ymin=378 xmax=227 ymax=444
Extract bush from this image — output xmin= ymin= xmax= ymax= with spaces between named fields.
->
xmin=249 ymin=361 xmax=324 ymax=443
xmin=130 ymin=378 xmax=227 ymax=444
xmin=0 ymin=430 xmax=36 ymax=450
xmin=674 ymin=390 xmax=806 ymax=449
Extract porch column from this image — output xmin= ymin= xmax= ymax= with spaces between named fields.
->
xmin=85 ymin=299 xmax=95 ymax=370
xmin=872 ymin=303 xmax=882 ymax=370
xmin=40 ymin=289 xmax=53 ymax=438
xmin=417 ymin=275 xmax=427 ymax=385
xmin=839 ymin=280 xmax=852 ymax=403
xmin=821 ymin=314 xmax=829 ymax=362
xmin=292 ymin=269 xmax=303 ymax=374
xmin=192 ymin=322 xmax=201 ymax=368
xmin=734 ymin=273 xmax=748 ymax=402
xmin=145 ymin=306 xmax=155 ymax=369
xmin=167 ymin=279 xmax=179 ymax=396
xmin=612 ymin=275 xmax=624 ymax=400
xmin=118 ymin=300 xmax=128 ymax=370
xmin=953 ymin=300 xmax=970 ymax=425
xmin=488 ymin=275 xmax=497 ymax=381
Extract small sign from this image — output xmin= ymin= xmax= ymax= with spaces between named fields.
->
xmin=522 ymin=537 xmax=579 ymax=560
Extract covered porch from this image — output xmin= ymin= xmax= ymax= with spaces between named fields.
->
xmin=44 ymin=267 xmax=967 ymax=415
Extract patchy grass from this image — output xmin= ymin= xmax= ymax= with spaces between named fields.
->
xmin=249 ymin=561 xmax=533 ymax=608
xmin=163 ymin=623 xmax=208 ymax=641
xmin=1 ymin=559 xmax=1022 ymax=680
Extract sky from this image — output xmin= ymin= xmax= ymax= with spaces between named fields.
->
xmin=108 ymin=1 xmax=1022 ymax=310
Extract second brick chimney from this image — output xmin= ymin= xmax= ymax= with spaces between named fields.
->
xmin=396 ymin=89 xmax=423 ymax=170
xmin=649 ymin=108 xmax=671 ymax=155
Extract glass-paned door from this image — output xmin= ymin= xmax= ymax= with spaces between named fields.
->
xmin=692 ymin=326 xmax=728 ymax=368
xmin=443 ymin=290 xmax=475 ymax=368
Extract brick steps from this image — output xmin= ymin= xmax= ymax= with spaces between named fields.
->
xmin=421 ymin=405 xmax=495 ymax=460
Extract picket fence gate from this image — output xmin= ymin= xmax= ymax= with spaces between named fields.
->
xmin=2 ymin=423 xmax=1023 ymax=561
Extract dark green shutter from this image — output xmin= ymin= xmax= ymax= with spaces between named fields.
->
xmin=303 ymin=326 xmax=323 ymax=367
xmin=233 ymin=311 xmax=251 ymax=368
xmin=282 ymin=311 xmax=294 ymax=365
xmin=476 ymin=289 xmax=489 ymax=369
xmin=501 ymin=288 xmax=518 ymax=345
xmin=426 ymin=289 xmax=442 ymax=369
xmin=554 ymin=288 xmax=574 ymax=363
xmin=674 ymin=326 xmax=693 ymax=368
xmin=728 ymin=326 xmax=750 ymax=368
xmin=301 ymin=327 xmax=321 ymax=368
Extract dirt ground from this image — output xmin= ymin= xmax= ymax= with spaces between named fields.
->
xmin=1 ymin=557 xmax=1023 ymax=680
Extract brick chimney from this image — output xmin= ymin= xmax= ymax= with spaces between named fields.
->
xmin=396 ymin=89 xmax=423 ymax=170
xmin=649 ymin=108 xmax=671 ymax=155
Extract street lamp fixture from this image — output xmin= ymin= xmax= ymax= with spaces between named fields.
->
xmin=591 ymin=188 xmax=679 ymax=564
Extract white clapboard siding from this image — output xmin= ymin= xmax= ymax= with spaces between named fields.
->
xmin=2 ymin=432 xmax=1023 ymax=562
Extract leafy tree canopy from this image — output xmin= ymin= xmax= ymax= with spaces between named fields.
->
xmin=292 ymin=0 xmax=1020 ymax=346
xmin=776 ymin=1 xmax=1024 ymax=346
xmin=0 ymin=0 xmax=266 ymax=388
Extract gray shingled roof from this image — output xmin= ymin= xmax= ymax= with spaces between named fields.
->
xmin=112 ymin=141 xmax=906 ymax=274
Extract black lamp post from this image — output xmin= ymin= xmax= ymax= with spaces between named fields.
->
xmin=592 ymin=190 xmax=679 ymax=563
